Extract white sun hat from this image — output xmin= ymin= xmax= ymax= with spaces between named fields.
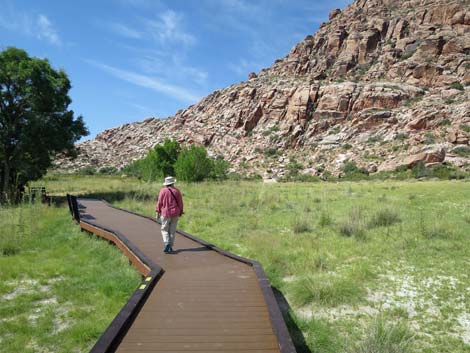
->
xmin=163 ymin=176 xmax=176 ymax=186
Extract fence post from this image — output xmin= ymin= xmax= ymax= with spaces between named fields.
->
xmin=71 ymin=196 xmax=80 ymax=223
xmin=66 ymin=194 xmax=73 ymax=216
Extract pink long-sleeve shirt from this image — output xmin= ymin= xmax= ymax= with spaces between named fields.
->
xmin=156 ymin=186 xmax=184 ymax=218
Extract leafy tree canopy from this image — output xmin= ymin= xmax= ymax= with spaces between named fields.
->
xmin=174 ymin=145 xmax=213 ymax=182
xmin=0 ymin=47 xmax=88 ymax=202
xmin=123 ymin=139 xmax=181 ymax=182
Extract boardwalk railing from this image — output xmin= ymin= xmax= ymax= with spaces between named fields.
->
xmin=67 ymin=196 xmax=297 ymax=353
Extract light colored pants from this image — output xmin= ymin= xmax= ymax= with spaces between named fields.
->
xmin=160 ymin=216 xmax=179 ymax=247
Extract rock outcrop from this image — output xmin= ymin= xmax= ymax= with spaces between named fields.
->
xmin=55 ymin=0 xmax=470 ymax=178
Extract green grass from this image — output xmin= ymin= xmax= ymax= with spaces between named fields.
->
xmin=0 ymin=199 xmax=140 ymax=353
xmin=30 ymin=174 xmax=470 ymax=352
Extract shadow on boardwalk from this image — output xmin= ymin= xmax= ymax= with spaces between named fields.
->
xmin=273 ymin=288 xmax=312 ymax=353
xmin=173 ymin=246 xmax=210 ymax=254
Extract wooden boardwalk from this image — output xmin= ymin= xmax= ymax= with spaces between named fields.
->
xmin=74 ymin=198 xmax=296 ymax=353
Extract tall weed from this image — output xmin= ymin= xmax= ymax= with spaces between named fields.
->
xmin=354 ymin=317 xmax=414 ymax=353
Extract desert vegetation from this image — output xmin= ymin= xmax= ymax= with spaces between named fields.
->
xmin=4 ymin=175 xmax=464 ymax=353
xmin=122 ymin=139 xmax=229 ymax=182
xmin=0 ymin=196 xmax=140 ymax=352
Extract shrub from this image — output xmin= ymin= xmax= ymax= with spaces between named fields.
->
xmin=291 ymin=275 xmax=364 ymax=307
xmin=355 ymin=317 xmax=414 ymax=353
xmin=453 ymin=146 xmax=470 ymax=158
xmin=209 ymin=156 xmax=230 ymax=180
xmin=339 ymin=207 xmax=367 ymax=239
xmin=264 ymin=147 xmax=279 ymax=157
xmin=438 ymin=118 xmax=451 ymax=126
xmin=460 ymin=124 xmax=470 ymax=133
xmin=294 ymin=174 xmax=321 ymax=182
xmin=227 ymin=172 xmax=242 ymax=181
xmin=395 ymin=133 xmax=408 ymax=141
xmin=369 ymin=209 xmax=401 ymax=228
xmin=341 ymin=161 xmax=369 ymax=180
xmin=123 ymin=139 xmax=180 ymax=182
xmin=367 ymin=135 xmax=383 ymax=143
xmin=400 ymin=49 xmax=416 ymax=61
xmin=121 ymin=160 xmax=142 ymax=178
xmin=412 ymin=162 xmax=468 ymax=180
xmin=411 ymin=161 xmax=427 ymax=178
xmin=174 ymin=145 xmax=213 ymax=182
xmin=339 ymin=221 xmax=366 ymax=238
xmin=78 ymin=166 xmax=97 ymax=175
xmin=286 ymin=160 xmax=304 ymax=179
xmin=450 ymin=81 xmax=464 ymax=91
xmin=424 ymin=132 xmax=435 ymax=144
xmin=292 ymin=218 xmax=311 ymax=234
xmin=98 ymin=166 xmax=118 ymax=175
xmin=318 ymin=211 xmax=333 ymax=227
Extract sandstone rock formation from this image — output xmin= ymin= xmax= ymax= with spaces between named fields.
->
xmin=55 ymin=0 xmax=470 ymax=178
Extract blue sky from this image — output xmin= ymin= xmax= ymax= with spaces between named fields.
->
xmin=0 ymin=0 xmax=352 ymax=140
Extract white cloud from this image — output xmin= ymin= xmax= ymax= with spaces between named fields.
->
xmin=107 ymin=22 xmax=142 ymax=39
xmin=135 ymin=52 xmax=208 ymax=85
xmin=0 ymin=2 xmax=61 ymax=46
xmin=144 ymin=10 xmax=196 ymax=46
xmin=37 ymin=14 xmax=61 ymax=45
xmin=87 ymin=60 xmax=201 ymax=103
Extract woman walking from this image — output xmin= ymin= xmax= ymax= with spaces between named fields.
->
xmin=156 ymin=176 xmax=184 ymax=254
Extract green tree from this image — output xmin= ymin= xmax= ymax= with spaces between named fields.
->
xmin=0 ymin=47 xmax=88 ymax=202
xmin=209 ymin=155 xmax=230 ymax=180
xmin=128 ymin=139 xmax=180 ymax=182
xmin=174 ymin=145 xmax=213 ymax=182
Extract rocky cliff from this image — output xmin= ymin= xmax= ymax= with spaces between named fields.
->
xmin=55 ymin=0 xmax=470 ymax=178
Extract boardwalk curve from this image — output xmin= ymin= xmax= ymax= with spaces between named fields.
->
xmin=68 ymin=197 xmax=296 ymax=353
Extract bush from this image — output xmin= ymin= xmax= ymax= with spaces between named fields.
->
xmin=341 ymin=161 xmax=369 ymax=180
xmin=264 ymin=148 xmax=280 ymax=157
xmin=355 ymin=317 xmax=414 ymax=353
xmin=294 ymin=174 xmax=321 ymax=182
xmin=140 ymin=139 xmax=181 ymax=181
xmin=175 ymin=145 xmax=213 ymax=182
xmin=292 ymin=218 xmax=312 ymax=234
xmin=453 ymin=146 xmax=470 ymax=158
xmin=98 ymin=166 xmax=118 ymax=175
xmin=210 ymin=156 xmax=230 ymax=180
xmin=369 ymin=209 xmax=401 ymax=228
xmin=412 ymin=162 xmax=468 ymax=180
xmin=395 ymin=133 xmax=408 ymax=141
xmin=123 ymin=141 xmax=231 ymax=183
xmin=121 ymin=160 xmax=142 ymax=178
xmin=339 ymin=221 xmax=366 ymax=239
xmin=339 ymin=207 xmax=367 ymax=240
xmin=78 ymin=166 xmax=97 ymax=175
xmin=318 ymin=211 xmax=333 ymax=227
xmin=450 ymin=81 xmax=464 ymax=91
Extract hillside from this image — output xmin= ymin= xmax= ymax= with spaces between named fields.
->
xmin=55 ymin=0 xmax=470 ymax=178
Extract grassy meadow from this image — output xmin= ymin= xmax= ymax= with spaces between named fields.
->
xmin=2 ymin=174 xmax=470 ymax=352
xmin=0 ymin=196 xmax=140 ymax=352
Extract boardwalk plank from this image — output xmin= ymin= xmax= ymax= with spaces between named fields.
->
xmin=78 ymin=199 xmax=287 ymax=353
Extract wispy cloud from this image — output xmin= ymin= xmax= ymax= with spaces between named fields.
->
xmin=87 ymin=60 xmax=201 ymax=103
xmin=37 ymin=14 xmax=61 ymax=45
xmin=0 ymin=2 xmax=61 ymax=46
xmin=107 ymin=22 xmax=142 ymax=39
xmin=144 ymin=10 xmax=196 ymax=46
xmin=135 ymin=52 xmax=208 ymax=85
